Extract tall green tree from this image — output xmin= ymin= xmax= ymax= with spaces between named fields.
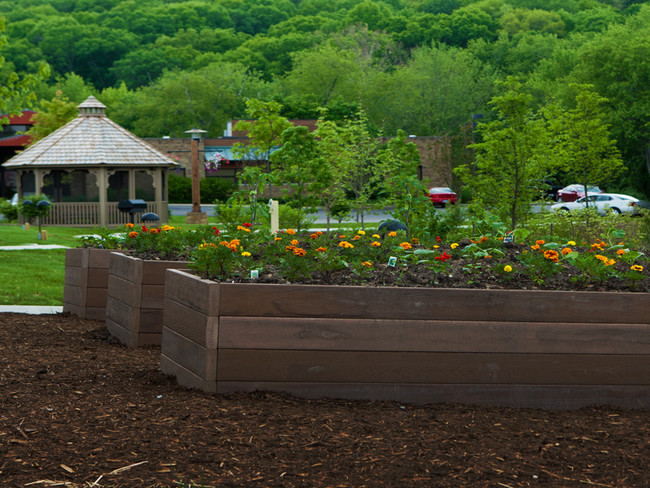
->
xmin=24 ymin=91 xmax=77 ymax=144
xmin=547 ymin=84 xmax=624 ymax=204
xmin=0 ymin=18 xmax=49 ymax=120
xmin=455 ymin=77 xmax=553 ymax=229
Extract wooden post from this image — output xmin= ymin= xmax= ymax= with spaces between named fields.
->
xmin=185 ymin=129 xmax=208 ymax=224
xmin=269 ymin=199 xmax=279 ymax=234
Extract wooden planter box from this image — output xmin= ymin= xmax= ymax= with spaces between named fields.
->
xmin=106 ymin=252 xmax=189 ymax=348
xmin=63 ymin=248 xmax=123 ymax=321
xmin=160 ymin=269 xmax=650 ymax=409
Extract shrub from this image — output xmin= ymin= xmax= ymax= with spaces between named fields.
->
xmin=0 ymin=198 xmax=18 ymax=222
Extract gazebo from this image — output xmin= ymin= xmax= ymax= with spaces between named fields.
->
xmin=2 ymin=96 xmax=178 ymax=226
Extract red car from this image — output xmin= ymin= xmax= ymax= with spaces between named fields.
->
xmin=556 ymin=184 xmax=603 ymax=202
xmin=429 ymin=187 xmax=458 ymax=207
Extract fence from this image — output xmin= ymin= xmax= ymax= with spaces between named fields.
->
xmin=34 ymin=202 xmax=168 ymax=227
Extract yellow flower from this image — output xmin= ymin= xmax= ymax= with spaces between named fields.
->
xmin=399 ymin=242 xmax=412 ymax=250
xmin=161 ymin=224 xmax=173 ymax=231
xmin=631 ymin=265 xmax=644 ymax=272
xmin=357 ymin=230 xmax=366 ymax=235
xmin=339 ymin=241 xmax=354 ymax=248
xmin=388 ymin=231 xmax=397 ymax=237
xmin=241 ymin=251 xmax=251 ymax=257
xmin=370 ymin=241 xmax=381 ymax=248
xmin=606 ymin=259 xmax=616 ymax=266
xmin=450 ymin=243 xmax=459 ymax=249
xmin=237 ymin=225 xmax=251 ymax=232
xmin=561 ymin=247 xmax=572 ymax=255
xmin=361 ymin=261 xmax=372 ymax=267
xmin=372 ymin=234 xmax=380 ymax=239
xmin=504 ymin=265 xmax=513 ymax=272
xmin=433 ymin=245 xmax=439 ymax=249
xmin=595 ymin=254 xmax=608 ymax=262
xmin=567 ymin=241 xmax=576 ymax=246
xmin=274 ymin=237 xmax=283 ymax=241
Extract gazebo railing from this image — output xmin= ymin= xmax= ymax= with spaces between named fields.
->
xmin=38 ymin=202 xmax=168 ymax=227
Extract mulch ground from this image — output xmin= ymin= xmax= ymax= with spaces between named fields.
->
xmin=1 ymin=312 xmax=649 ymax=488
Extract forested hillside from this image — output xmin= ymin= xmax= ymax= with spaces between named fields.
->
xmin=1 ymin=0 xmax=649 ymax=194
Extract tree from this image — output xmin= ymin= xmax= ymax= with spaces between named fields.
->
xmin=455 ymin=77 xmax=553 ymax=229
xmin=0 ymin=18 xmax=49 ymax=121
xmin=232 ymin=99 xmax=293 ymax=222
xmin=547 ymin=84 xmax=624 ymax=204
xmin=24 ymin=91 xmax=77 ymax=145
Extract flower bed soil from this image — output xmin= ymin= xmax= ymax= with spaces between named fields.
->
xmin=1 ymin=312 xmax=649 ymax=488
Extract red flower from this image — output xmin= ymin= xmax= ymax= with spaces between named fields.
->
xmin=435 ymin=252 xmax=452 ymax=262
xmin=436 ymin=236 xmax=442 ymax=242
xmin=242 ymin=223 xmax=252 ymax=228
xmin=142 ymin=225 xmax=148 ymax=233
xmin=213 ymin=227 xmax=220 ymax=235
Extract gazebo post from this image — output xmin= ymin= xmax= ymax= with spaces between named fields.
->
xmin=98 ymin=169 xmax=108 ymax=227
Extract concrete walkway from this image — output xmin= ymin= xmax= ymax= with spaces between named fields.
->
xmin=0 ymin=244 xmax=69 ymax=250
xmin=0 ymin=305 xmax=64 ymax=314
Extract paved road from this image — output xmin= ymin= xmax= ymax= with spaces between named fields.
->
xmin=169 ymin=204 xmax=396 ymax=224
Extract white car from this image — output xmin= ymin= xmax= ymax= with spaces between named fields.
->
xmin=551 ymin=193 xmax=640 ymax=215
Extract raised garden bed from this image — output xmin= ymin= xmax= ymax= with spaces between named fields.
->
xmin=106 ymin=252 xmax=189 ymax=347
xmin=63 ymin=248 xmax=123 ymax=321
xmin=160 ymin=268 xmax=650 ymax=409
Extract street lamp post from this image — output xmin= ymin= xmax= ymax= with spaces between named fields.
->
xmin=185 ymin=127 xmax=208 ymax=224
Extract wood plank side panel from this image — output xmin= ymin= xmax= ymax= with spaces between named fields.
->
xmin=218 ymin=317 xmax=650 ymax=355
xmin=218 ymin=284 xmax=650 ymax=324
xmin=161 ymin=327 xmax=218 ymax=381
xmin=215 ymin=382 xmax=650 ymax=409
xmin=164 ymin=269 xmax=219 ymax=316
xmin=142 ymin=260 xmax=189 ymax=285
xmin=216 ymin=350 xmax=650 ymax=386
xmin=163 ymin=297 xmax=216 ymax=348
xmin=109 ymin=252 xmax=143 ymax=283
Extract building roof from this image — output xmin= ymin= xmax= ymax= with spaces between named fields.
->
xmin=2 ymin=97 xmax=178 ymax=169
xmin=0 ymin=110 xmax=37 ymax=125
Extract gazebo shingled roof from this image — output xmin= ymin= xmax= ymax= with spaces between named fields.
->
xmin=3 ymin=96 xmax=177 ymax=169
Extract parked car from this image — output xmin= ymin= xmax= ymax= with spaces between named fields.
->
xmin=556 ymin=184 xmax=603 ymax=202
xmin=428 ymin=187 xmax=458 ymax=207
xmin=534 ymin=179 xmax=563 ymax=200
xmin=551 ymin=193 xmax=640 ymax=215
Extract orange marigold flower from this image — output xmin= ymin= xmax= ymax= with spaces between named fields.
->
xmin=530 ymin=245 xmax=540 ymax=251
xmin=310 ymin=233 xmax=320 ymax=239
xmin=535 ymin=239 xmax=545 ymax=246
xmin=353 ymin=235 xmax=361 ymax=240
xmin=128 ymin=231 xmax=138 ymax=238
xmin=399 ymin=242 xmax=412 ymax=250
xmin=285 ymin=245 xmax=296 ymax=252
xmin=478 ymin=236 xmax=489 ymax=243
xmin=595 ymin=254 xmax=609 ymax=262
xmin=543 ymin=250 xmax=559 ymax=262
xmin=274 ymin=237 xmax=282 ymax=241
xmin=606 ymin=259 xmax=616 ymax=266
xmin=388 ymin=231 xmax=397 ymax=237
xmin=126 ymin=223 xmax=134 ymax=229
xmin=230 ymin=239 xmax=240 ymax=247
xmin=292 ymin=247 xmax=307 ymax=256
xmin=339 ymin=241 xmax=354 ymax=249
xmin=561 ymin=247 xmax=572 ymax=255
xmin=616 ymin=249 xmax=626 ymax=256
xmin=361 ymin=261 xmax=372 ymax=268
xmin=315 ymin=247 xmax=327 ymax=252
xmin=286 ymin=229 xmax=296 ymax=235
xmin=290 ymin=239 xmax=299 ymax=245
xmin=411 ymin=237 xmax=419 ymax=244
xmin=161 ymin=224 xmax=173 ymax=231
xmin=370 ymin=241 xmax=381 ymax=248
